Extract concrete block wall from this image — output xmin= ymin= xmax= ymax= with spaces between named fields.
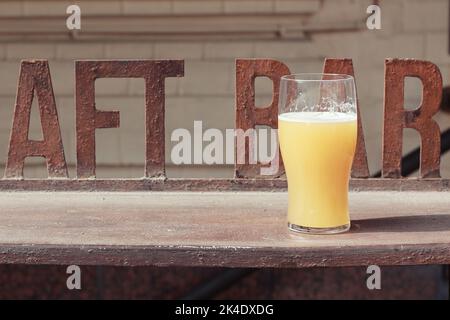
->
xmin=0 ymin=0 xmax=449 ymax=178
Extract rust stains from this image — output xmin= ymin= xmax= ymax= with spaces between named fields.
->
xmin=4 ymin=60 xmax=68 ymax=179
xmin=383 ymin=59 xmax=442 ymax=178
xmin=235 ymin=59 xmax=290 ymax=178
xmin=1 ymin=58 xmax=446 ymax=187
xmin=75 ymin=60 xmax=184 ymax=179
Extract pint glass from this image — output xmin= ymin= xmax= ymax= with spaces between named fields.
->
xmin=278 ymin=74 xmax=357 ymax=234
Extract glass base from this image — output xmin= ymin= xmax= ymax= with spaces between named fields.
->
xmin=288 ymin=222 xmax=350 ymax=235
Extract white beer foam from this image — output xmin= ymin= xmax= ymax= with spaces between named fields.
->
xmin=278 ymin=111 xmax=357 ymax=123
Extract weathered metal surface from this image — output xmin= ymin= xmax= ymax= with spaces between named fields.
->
xmin=4 ymin=60 xmax=68 ymax=179
xmin=2 ymin=243 xmax=450 ymax=268
xmin=0 ymin=57 xmax=447 ymax=193
xmin=75 ymin=60 xmax=184 ymax=179
xmin=1 ymin=57 xmax=449 ymax=276
xmin=0 ymin=178 xmax=449 ymax=192
xmin=383 ymin=59 xmax=442 ymax=178
xmin=323 ymin=58 xmax=370 ymax=178
xmin=0 ymin=191 xmax=450 ymax=267
xmin=235 ymin=59 xmax=290 ymax=178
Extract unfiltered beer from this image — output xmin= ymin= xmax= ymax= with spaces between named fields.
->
xmin=278 ymin=73 xmax=357 ymax=234
xmin=278 ymin=111 xmax=357 ymax=232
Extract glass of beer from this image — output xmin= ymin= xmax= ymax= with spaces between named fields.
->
xmin=278 ymin=73 xmax=357 ymax=234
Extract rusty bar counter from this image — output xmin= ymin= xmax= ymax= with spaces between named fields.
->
xmin=0 ymin=191 xmax=449 ymax=268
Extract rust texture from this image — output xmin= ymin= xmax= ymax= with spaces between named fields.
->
xmin=76 ymin=60 xmax=184 ymax=179
xmin=323 ymin=58 xmax=370 ymax=178
xmin=4 ymin=60 xmax=68 ymax=179
xmin=235 ymin=59 xmax=290 ymax=178
xmin=0 ymin=178 xmax=450 ymax=192
xmin=383 ymin=59 xmax=442 ymax=178
xmin=1 ymin=191 xmax=450 ymax=268
xmin=0 ymin=57 xmax=446 ymax=190
xmin=1 ymin=243 xmax=450 ymax=268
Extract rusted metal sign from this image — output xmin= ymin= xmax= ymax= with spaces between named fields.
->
xmin=5 ymin=60 xmax=68 ymax=179
xmin=235 ymin=59 xmax=290 ymax=178
xmin=75 ymin=60 xmax=184 ymax=179
xmin=0 ymin=58 xmax=445 ymax=191
xmin=382 ymin=59 xmax=442 ymax=178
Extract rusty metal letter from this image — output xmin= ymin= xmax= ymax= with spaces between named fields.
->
xmin=323 ymin=58 xmax=370 ymax=178
xmin=235 ymin=59 xmax=290 ymax=178
xmin=383 ymin=59 xmax=442 ymax=178
xmin=5 ymin=60 xmax=68 ymax=179
xmin=76 ymin=60 xmax=184 ymax=178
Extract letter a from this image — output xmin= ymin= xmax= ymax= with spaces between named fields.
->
xmin=5 ymin=60 xmax=68 ymax=179
xmin=366 ymin=265 xmax=381 ymax=290
xmin=66 ymin=265 xmax=81 ymax=290
xmin=366 ymin=5 xmax=381 ymax=30
xmin=66 ymin=5 xmax=81 ymax=30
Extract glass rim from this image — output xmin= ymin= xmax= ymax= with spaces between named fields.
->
xmin=280 ymin=73 xmax=354 ymax=82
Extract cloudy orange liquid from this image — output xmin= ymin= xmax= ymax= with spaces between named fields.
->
xmin=278 ymin=112 xmax=357 ymax=229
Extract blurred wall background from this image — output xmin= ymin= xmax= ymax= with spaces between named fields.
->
xmin=0 ymin=0 xmax=448 ymax=299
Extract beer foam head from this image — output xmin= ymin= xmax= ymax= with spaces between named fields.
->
xmin=278 ymin=111 xmax=357 ymax=123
